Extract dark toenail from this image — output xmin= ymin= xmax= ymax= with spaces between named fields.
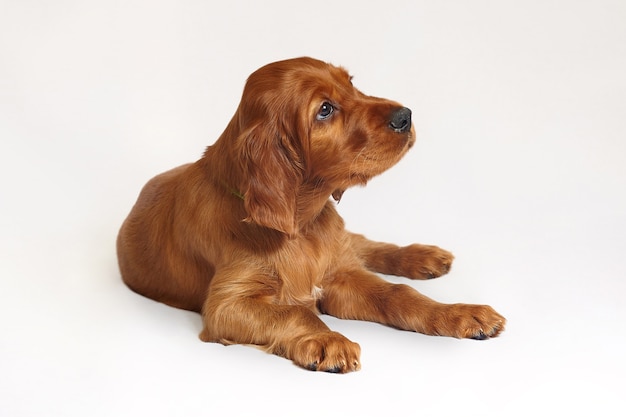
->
xmin=307 ymin=362 xmax=318 ymax=371
xmin=471 ymin=331 xmax=488 ymax=340
xmin=326 ymin=366 xmax=342 ymax=373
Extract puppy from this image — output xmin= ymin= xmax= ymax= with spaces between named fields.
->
xmin=117 ymin=57 xmax=505 ymax=373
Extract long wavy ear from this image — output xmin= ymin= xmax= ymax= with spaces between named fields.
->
xmin=240 ymin=122 xmax=303 ymax=236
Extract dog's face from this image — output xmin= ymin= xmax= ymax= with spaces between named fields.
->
xmin=232 ymin=57 xmax=415 ymax=234
xmin=304 ymin=62 xmax=415 ymax=195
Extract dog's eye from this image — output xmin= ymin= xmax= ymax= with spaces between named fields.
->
xmin=316 ymin=102 xmax=335 ymax=121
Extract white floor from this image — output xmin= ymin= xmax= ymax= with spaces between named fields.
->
xmin=2 ymin=1 xmax=625 ymax=416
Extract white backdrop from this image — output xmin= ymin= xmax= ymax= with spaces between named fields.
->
xmin=2 ymin=1 xmax=625 ymax=416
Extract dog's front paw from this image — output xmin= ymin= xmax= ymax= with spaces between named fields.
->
xmin=291 ymin=332 xmax=361 ymax=373
xmin=428 ymin=304 xmax=506 ymax=339
xmin=399 ymin=244 xmax=454 ymax=280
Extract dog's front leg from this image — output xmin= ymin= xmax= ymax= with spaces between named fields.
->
xmin=199 ymin=267 xmax=361 ymax=373
xmin=320 ymin=269 xmax=505 ymax=340
xmin=349 ymin=233 xmax=455 ymax=279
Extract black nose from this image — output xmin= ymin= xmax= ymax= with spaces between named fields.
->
xmin=389 ymin=107 xmax=412 ymax=133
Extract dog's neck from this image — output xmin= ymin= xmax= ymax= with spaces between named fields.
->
xmin=219 ymin=180 xmax=245 ymax=201
xmin=296 ymin=181 xmax=338 ymax=218
xmin=218 ymin=174 xmax=340 ymax=234
xmin=204 ymin=139 xmax=343 ymax=235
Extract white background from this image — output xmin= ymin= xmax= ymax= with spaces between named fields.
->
xmin=2 ymin=1 xmax=625 ymax=415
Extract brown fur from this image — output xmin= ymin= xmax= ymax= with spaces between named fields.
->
xmin=117 ymin=57 xmax=505 ymax=373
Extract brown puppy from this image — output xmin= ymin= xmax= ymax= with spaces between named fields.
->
xmin=117 ymin=57 xmax=505 ymax=373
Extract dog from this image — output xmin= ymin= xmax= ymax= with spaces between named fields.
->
xmin=117 ymin=57 xmax=505 ymax=373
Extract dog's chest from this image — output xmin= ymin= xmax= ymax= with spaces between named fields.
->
xmin=272 ymin=234 xmax=335 ymax=309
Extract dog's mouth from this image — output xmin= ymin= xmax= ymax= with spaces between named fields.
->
xmin=407 ymin=130 xmax=416 ymax=149
xmin=366 ymin=125 xmax=415 ymax=159
xmin=346 ymin=146 xmax=408 ymax=185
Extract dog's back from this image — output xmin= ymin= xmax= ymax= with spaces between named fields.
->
xmin=117 ymin=163 xmax=213 ymax=312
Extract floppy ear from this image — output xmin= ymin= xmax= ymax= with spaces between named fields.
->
xmin=240 ymin=123 xmax=304 ymax=236
xmin=332 ymin=189 xmax=345 ymax=203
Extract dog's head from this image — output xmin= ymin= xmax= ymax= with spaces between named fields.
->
xmin=229 ymin=57 xmax=415 ymax=235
